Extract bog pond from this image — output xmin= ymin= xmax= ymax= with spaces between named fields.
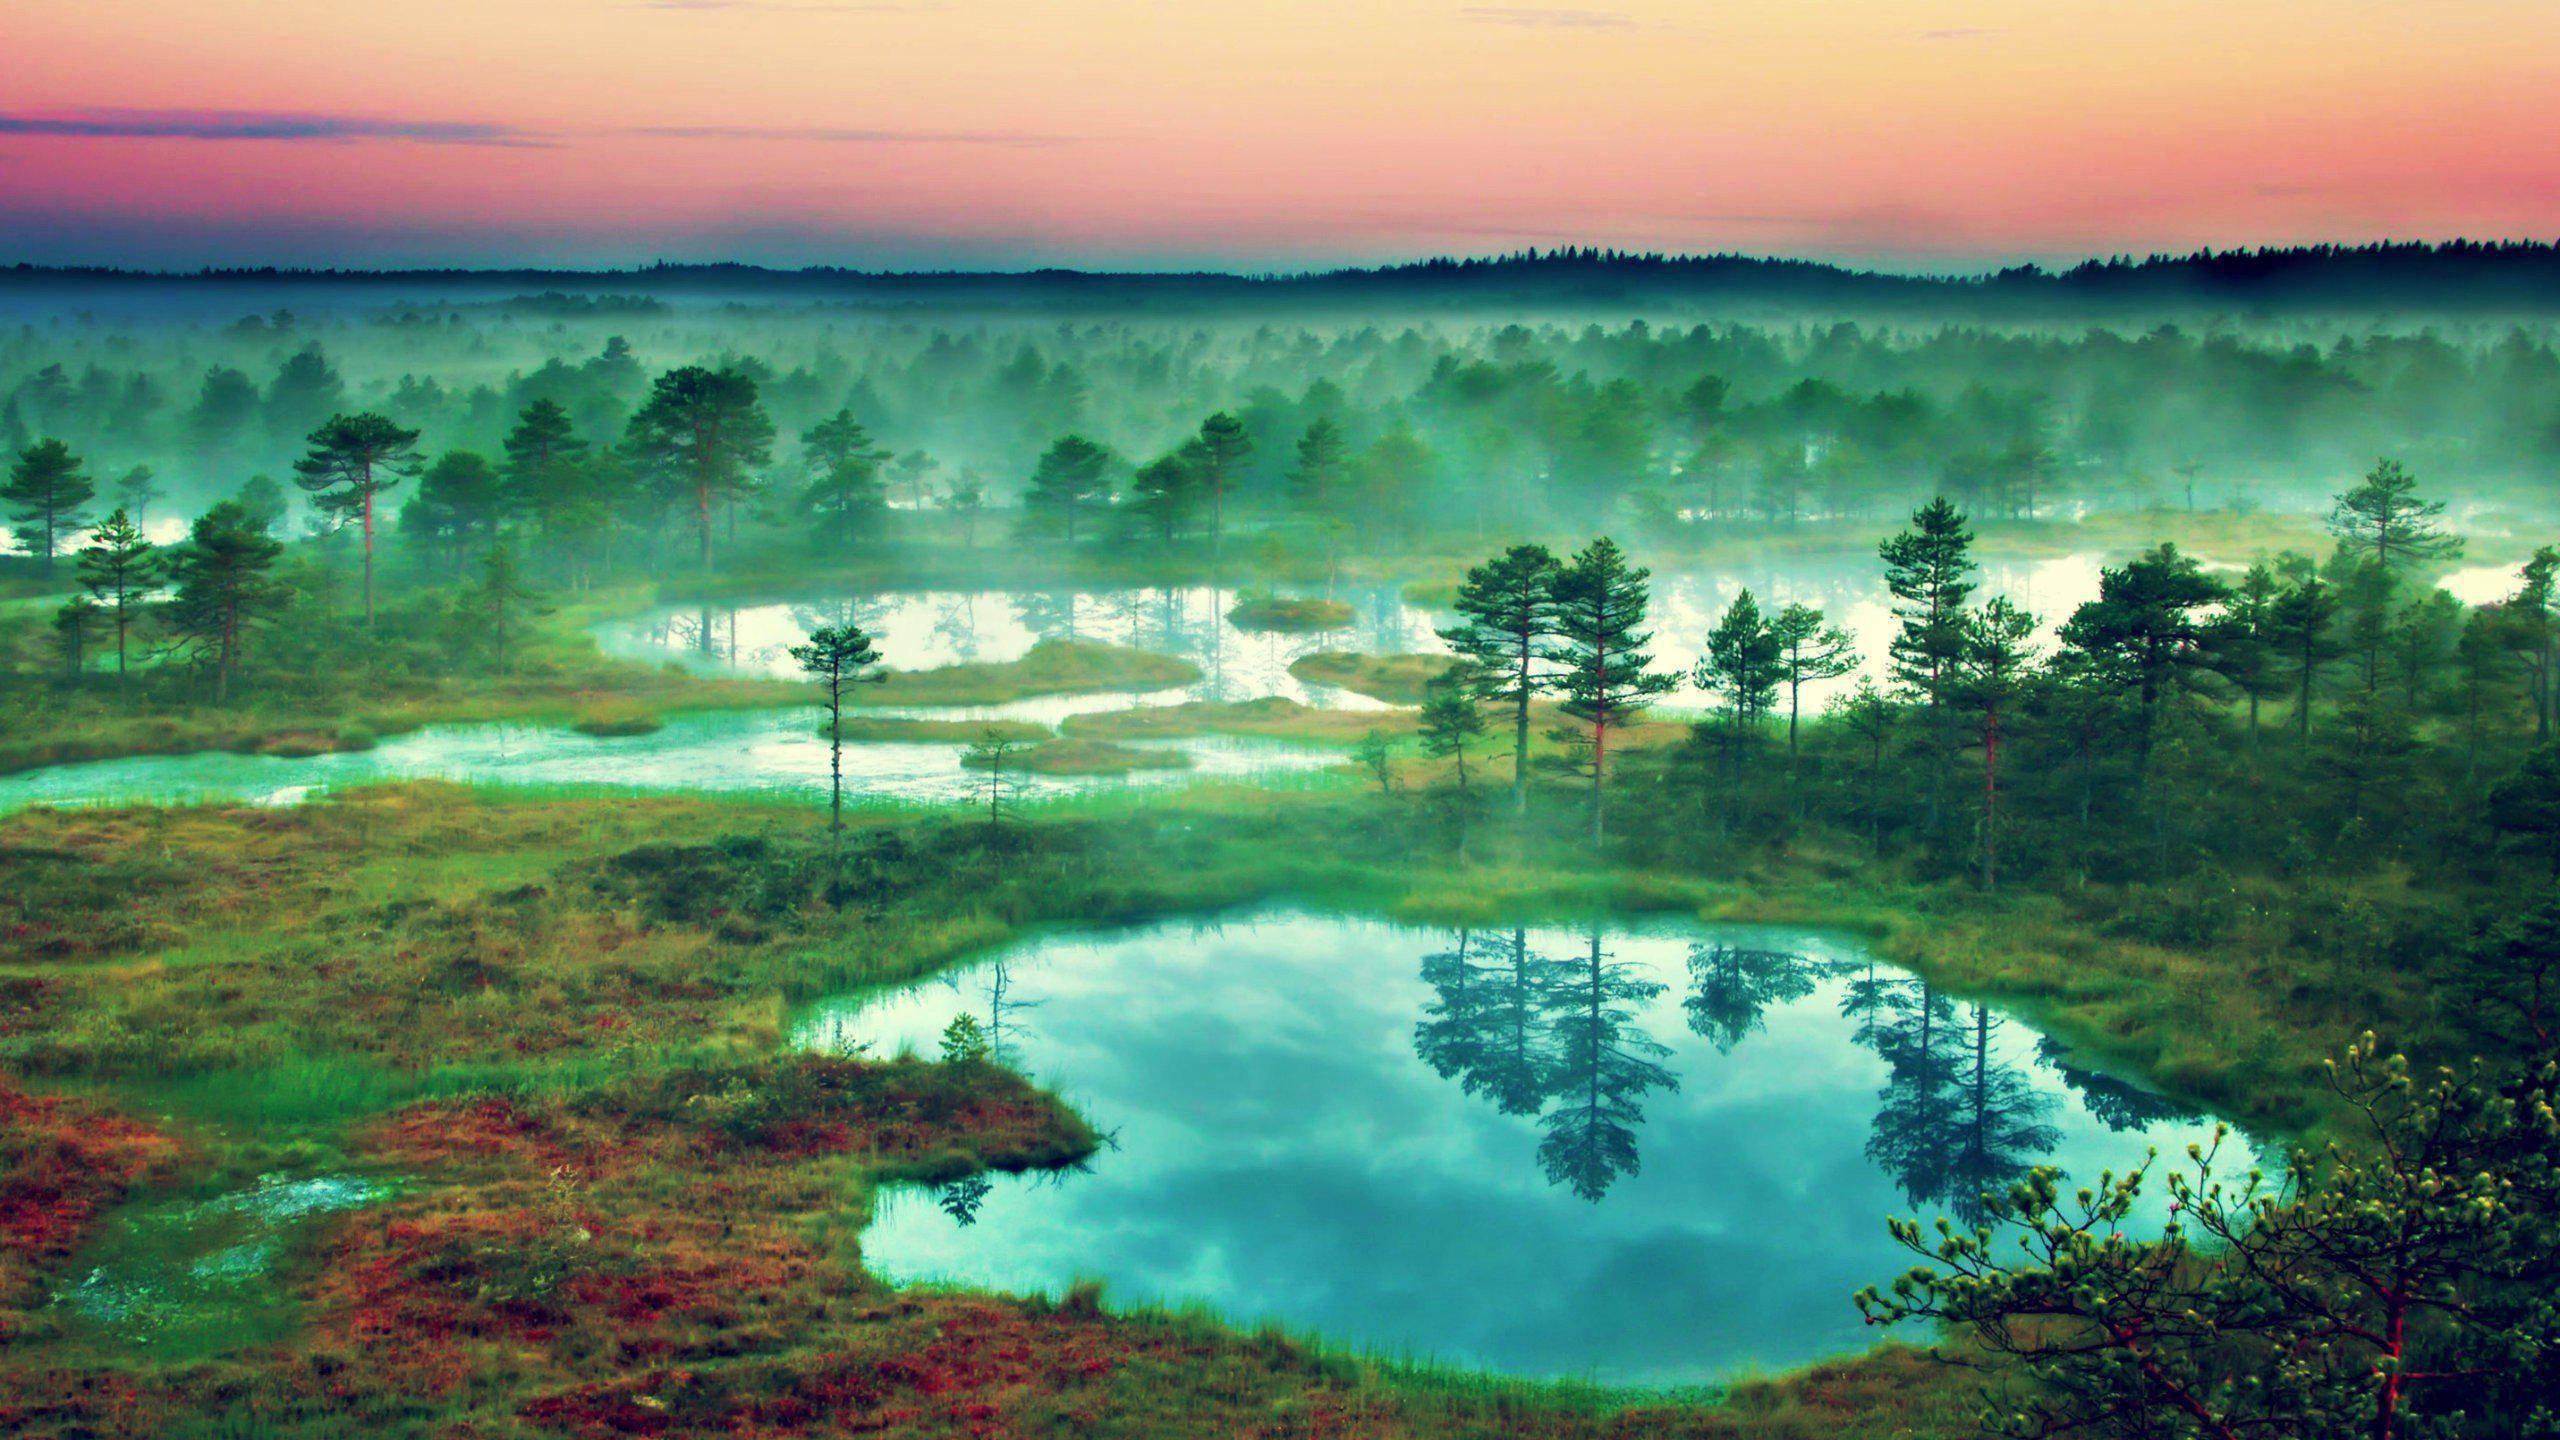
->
xmin=2 ymin=556 xmax=2114 ymax=813
xmin=594 ymin=558 xmax=2112 ymax=709
xmin=795 ymin=909 xmax=2248 ymax=1386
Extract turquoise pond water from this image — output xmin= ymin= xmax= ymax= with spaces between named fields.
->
xmin=796 ymin=909 xmax=2249 ymax=1386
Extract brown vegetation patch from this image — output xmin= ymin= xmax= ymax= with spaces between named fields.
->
xmin=0 ymin=1084 xmax=179 ymax=1340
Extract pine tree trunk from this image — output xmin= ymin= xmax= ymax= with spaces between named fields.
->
xmin=826 ymin=676 xmax=844 ymax=836
xmin=1591 ymin=711 xmax=1609 ymax=845
xmin=1981 ymin=705 xmax=2001 ymax=890
xmin=1513 ymin=639 xmax=1534 ymax=815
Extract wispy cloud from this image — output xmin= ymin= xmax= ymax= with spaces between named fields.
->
xmin=1457 ymin=7 xmax=1636 ymax=30
xmin=632 ymin=125 xmax=1075 ymax=146
xmin=1916 ymin=27 xmax=2002 ymax=41
xmin=0 ymin=107 xmax=547 ymax=147
xmin=0 ymin=107 xmax=1067 ymax=151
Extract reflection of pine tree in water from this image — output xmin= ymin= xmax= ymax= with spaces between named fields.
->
xmin=1415 ymin=929 xmax=1559 ymax=1116
xmin=1415 ymin=929 xmax=1493 ymax=1079
xmin=920 ymin=959 xmax=1040 ymax=1229
xmin=1861 ymin=984 xmax=2060 ymax=1224
xmin=1207 ymin=577 xmax=1228 ymax=699
xmin=1682 ymin=943 xmax=1838 ymax=1051
xmin=935 ymin=1173 xmax=992 ymax=1227
xmin=2033 ymin=1035 xmax=2201 ymax=1132
xmin=1862 ymin=977 xmax=1967 ymax=1210
xmin=1013 ymin=589 xmax=1083 ymax=642
xmin=1364 ymin=588 xmax=1411 ymax=652
xmin=977 ymin=959 xmax=1034 ymax=1066
xmin=1939 ymin=1007 xmax=2060 ymax=1223
xmin=681 ymin=602 xmax=727 ymax=660
xmin=1536 ymin=929 xmax=1677 ymax=1202
xmin=1122 ymin=586 xmax=1223 ymax=692
xmin=928 ymin=593 xmax=983 ymax=663
xmin=1839 ymin=960 xmax=1898 ymax=1049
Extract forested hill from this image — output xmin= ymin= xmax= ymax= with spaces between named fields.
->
xmin=10 ymin=241 xmax=2560 ymax=314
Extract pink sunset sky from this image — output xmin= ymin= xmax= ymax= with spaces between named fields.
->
xmin=6 ymin=0 xmax=2558 ymax=271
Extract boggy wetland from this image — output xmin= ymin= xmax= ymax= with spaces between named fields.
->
xmin=2 ymin=260 xmax=2559 ymax=1439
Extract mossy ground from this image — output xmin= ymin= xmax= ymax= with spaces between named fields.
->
xmin=0 ymin=772 xmax=2481 ymax=1438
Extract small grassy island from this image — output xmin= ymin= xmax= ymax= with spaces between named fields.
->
xmin=1226 ymin=594 xmax=1356 ymax=632
xmin=858 ymin=638 xmax=1201 ymax=707
xmin=1288 ymin=649 xmax=1462 ymax=704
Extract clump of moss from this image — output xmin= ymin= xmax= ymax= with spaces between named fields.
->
xmin=571 ymin=699 xmax=664 ymax=737
xmin=1288 ymin=651 xmax=1459 ymax=705
xmin=252 ymin=728 xmax=373 ymax=758
xmin=1227 ymin=595 xmax=1355 ymax=632
xmin=860 ymin=639 xmax=1199 ymax=707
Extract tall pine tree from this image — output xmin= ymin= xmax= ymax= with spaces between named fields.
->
xmin=1550 ymin=537 xmax=1676 ymax=843
xmin=1439 ymin=543 xmax=1564 ymax=812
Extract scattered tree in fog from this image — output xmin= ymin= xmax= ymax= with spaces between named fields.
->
xmin=1441 ymin=543 xmax=1564 ymax=814
xmin=627 ymin=366 xmax=773 ymax=569
xmin=3 ymin=438 xmax=93 ymax=572
xmin=293 ymin=412 xmax=420 ymax=623
xmin=75 ymin=507 xmax=157 ymax=684
xmin=1020 ymin=434 xmax=1113 ymax=545
xmin=800 ymin=408 xmax=892 ymax=550
xmin=1550 ymin=537 xmax=1676 ymax=844
xmin=165 ymin=500 xmax=287 ymax=702
xmin=2330 ymin=458 xmax=2462 ymax=571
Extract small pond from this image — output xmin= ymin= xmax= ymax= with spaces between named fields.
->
xmin=796 ymin=910 xmax=2250 ymax=1386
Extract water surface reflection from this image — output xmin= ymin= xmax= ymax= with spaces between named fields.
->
xmin=799 ymin=910 xmax=2242 ymax=1383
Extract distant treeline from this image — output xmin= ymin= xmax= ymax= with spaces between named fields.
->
xmin=10 ymin=241 xmax=2560 ymax=313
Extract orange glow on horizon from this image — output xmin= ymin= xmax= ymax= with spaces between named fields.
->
xmin=7 ymin=0 xmax=2558 ymax=268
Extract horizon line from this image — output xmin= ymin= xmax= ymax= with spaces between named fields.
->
xmin=11 ymin=237 xmax=2560 ymax=287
